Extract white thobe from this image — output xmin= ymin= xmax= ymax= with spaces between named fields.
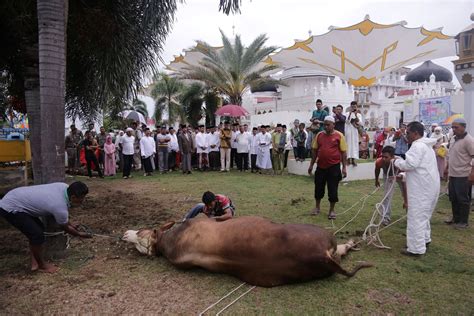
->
xmin=195 ymin=132 xmax=209 ymax=154
xmin=345 ymin=112 xmax=362 ymax=159
xmin=394 ymin=137 xmax=440 ymax=255
xmin=139 ymin=136 xmax=156 ymax=158
xmin=256 ymin=132 xmax=272 ymax=169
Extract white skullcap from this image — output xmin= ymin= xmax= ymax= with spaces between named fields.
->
xmin=324 ymin=116 xmax=335 ymax=123
xmin=126 ymin=127 xmax=133 ymax=132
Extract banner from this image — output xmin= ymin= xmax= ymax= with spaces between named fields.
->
xmin=419 ymin=96 xmax=451 ymax=125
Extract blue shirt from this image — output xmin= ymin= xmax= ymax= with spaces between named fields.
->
xmin=395 ymin=135 xmax=409 ymax=155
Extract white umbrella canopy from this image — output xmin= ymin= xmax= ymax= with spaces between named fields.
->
xmin=268 ymin=16 xmax=456 ymax=87
xmin=166 ymin=43 xmax=277 ymax=74
xmin=118 ymin=110 xmax=146 ymax=125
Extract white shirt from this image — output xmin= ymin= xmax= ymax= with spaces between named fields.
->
xmin=231 ymin=131 xmax=239 ymax=149
xmin=168 ymin=133 xmax=179 ymax=151
xmin=208 ymin=132 xmax=220 ymax=152
xmin=140 ymin=136 xmax=156 ymax=158
xmin=120 ymin=134 xmax=135 ymax=155
xmin=250 ymin=133 xmax=259 ymax=155
xmin=284 ymin=131 xmax=292 ymax=150
xmin=236 ymin=131 xmax=251 ymax=153
xmin=195 ymin=132 xmax=209 ymax=153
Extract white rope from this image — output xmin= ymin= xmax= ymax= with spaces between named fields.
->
xmin=333 ymin=188 xmax=378 ymax=235
xmin=198 ymin=282 xmax=247 ymax=316
xmin=215 ymin=286 xmax=256 ymax=316
xmin=335 ymin=187 xmax=379 ymax=216
xmin=362 ymin=161 xmax=399 ymax=249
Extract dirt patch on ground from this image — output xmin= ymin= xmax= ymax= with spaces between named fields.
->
xmin=0 ymin=180 xmax=216 ymax=314
xmin=367 ymin=288 xmax=414 ymax=311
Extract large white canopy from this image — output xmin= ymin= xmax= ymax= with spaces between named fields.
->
xmin=268 ymin=16 xmax=455 ymax=87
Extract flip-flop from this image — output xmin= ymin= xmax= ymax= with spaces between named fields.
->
xmin=328 ymin=213 xmax=336 ymax=220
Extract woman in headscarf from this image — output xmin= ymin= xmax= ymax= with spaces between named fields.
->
xmin=104 ymin=135 xmax=116 ymax=176
xmin=431 ymin=126 xmax=447 ymax=179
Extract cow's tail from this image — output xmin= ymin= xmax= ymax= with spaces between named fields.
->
xmin=326 ymin=257 xmax=373 ymax=277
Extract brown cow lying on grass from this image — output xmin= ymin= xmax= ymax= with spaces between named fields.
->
xmin=123 ymin=216 xmax=372 ymax=287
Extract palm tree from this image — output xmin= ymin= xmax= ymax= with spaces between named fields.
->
xmin=150 ymin=73 xmax=184 ymax=125
xmin=127 ymin=99 xmax=149 ymax=119
xmin=181 ymin=30 xmax=279 ymax=105
xmin=180 ymin=83 xmax=205 ymax=127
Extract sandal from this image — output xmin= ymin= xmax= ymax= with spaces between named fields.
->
xmin=328 ymin=212 xmax=336 ymax=220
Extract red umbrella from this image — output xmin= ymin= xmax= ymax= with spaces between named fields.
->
xmin=215 ymin=104 xmax=249 ymax=117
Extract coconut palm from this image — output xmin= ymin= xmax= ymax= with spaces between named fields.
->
xmin=181 ymin=30 xmax=279 ymax=105
xmin=150 ymin=73 xmax=184 ymax=125
xmin=126 ymin=99 xmax=149 ymax=119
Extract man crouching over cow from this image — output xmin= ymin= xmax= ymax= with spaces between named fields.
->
xmin=184 ymin=191 xmax=234 ymax=221
xmin=123 ymin=216 xmax=371 ymax=287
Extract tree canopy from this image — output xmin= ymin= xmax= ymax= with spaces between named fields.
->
xmin=180 ymin=30 xmax=279 ymax=105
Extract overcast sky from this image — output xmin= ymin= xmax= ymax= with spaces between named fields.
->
xmin=159 ymin=0 xmax=473 ymax=85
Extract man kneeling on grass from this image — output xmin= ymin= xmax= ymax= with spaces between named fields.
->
xmin=184 ymin=191 xmax=235 ymax=222
xmin=0 ymin=182 xmax=93 ymax=273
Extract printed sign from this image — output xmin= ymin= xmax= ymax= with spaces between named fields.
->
xmin=419 ymin=96 xmax=451 ymax=125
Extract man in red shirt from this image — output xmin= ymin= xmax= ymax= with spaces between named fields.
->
xmin=308 ymin=116 xmax=348 ymax=219
xmin=184 ymin=191 xmax=235 ymax=221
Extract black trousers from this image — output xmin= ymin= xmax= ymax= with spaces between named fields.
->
xmin=0 ymin=208 xmax=45 ymax=245
xmin=251 ymin=154 xmax=258 ymax=172
xmin=123 ymin=154 xmax=133 ymax=177
xmin=284 ymin=150 xmax=290 ymax=168
xmin=236 ymin=152 xmax=249 ymax=171
xmin=230 ymin=148 xmax=237 ymax=168
xmin=314 ymin=164 xmax=342 ymax=203
xmin=86 ymin=153 xmax=103 ymax=177
xmin=143 ymin=156 xmax=153 ymax=173
xmin=168 ymin=150 xmax=177 ymax=170
xmin=296 ymin=146 xmax=306 ymax=160
xmin=209 ymin=151 xmax=220 ymax=170
xmin=449 ymin=177 xmax=471 ymax=224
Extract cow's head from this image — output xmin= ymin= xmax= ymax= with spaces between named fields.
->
xmin=123 ymin=228 xmax=158 ymax=256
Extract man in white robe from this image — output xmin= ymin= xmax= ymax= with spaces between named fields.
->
xmin=256 ymin=125 xmax=272 ymax=171
xmin=195 ymin=125 xmax=209 ymax=171
xmin=345 ymin=101 xmax=362 ymax=166
xmin=394 ymin=121 xmax=440 ymax=256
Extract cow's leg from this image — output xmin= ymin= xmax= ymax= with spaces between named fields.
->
xmin=336 ymin=239 xmax=357 ymax=258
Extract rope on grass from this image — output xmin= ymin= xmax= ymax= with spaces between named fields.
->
xmin=198 ymin=282 xmax=250 ymax=316
xmin=215 ymin=285 xmax=257 ymax=316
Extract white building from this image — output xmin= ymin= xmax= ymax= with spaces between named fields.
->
xmin=244 ymin=60 xmax=462 ymax=129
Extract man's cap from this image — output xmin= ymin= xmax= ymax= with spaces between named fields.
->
xmin=431 ymin=123 xmax=439 ymax=127
xmin=293 ymin=119 xmax=300 ymax=123
xmin=453 ymin=118 xmax=467 ymax=125
xmin=324 ymin=116 xmax=335 ymax=123
xmin=198 ymin=124 xmax=205 ymax=128
xmin=276 ymin=123 xmax=282 ymax=127
xmin=126 ymin=127 xmax=133 ymax=132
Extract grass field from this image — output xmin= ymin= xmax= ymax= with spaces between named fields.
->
xmin=0 ymin=170 xmax=473 ymax=314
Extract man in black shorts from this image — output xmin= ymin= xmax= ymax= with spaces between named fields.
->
xmin=0 ymin=181 xmax=93 ymax=273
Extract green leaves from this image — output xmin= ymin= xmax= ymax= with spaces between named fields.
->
xmin=180 ymin=30 xmax=279 ymax=105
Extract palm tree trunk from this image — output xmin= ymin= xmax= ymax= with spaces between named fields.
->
xmin=37 ymin=0 xmax=68 ymax=258
xmin=37 ymin=0 xmax=67 ymax=184
xmin=24 ymin=43 xmax=43 ymax=184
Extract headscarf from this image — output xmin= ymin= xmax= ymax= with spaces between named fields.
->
xmin=106 ymin=135 xmax=113 ymax=144
xmin=104 ymin=135 xmax=115 ymax=154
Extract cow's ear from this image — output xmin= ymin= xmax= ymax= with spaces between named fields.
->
xmin=160 ymin=221 xmax=175 ymax=232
